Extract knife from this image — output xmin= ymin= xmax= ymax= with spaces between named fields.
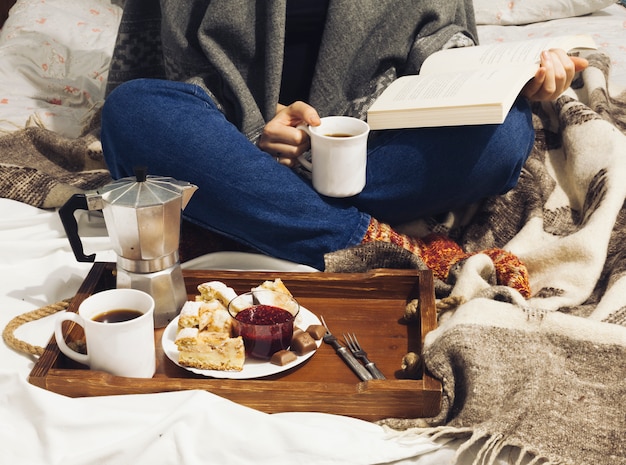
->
xmin=320 ymin=316 xmax=374 ymax=381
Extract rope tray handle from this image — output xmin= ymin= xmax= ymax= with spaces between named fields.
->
xmin=2 ymin=299 xmax=72 ymax=356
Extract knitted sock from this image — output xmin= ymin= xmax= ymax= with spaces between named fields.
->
xmin=361 ymin=217 xmax=531 ymax=298
xmin=361 ymin=217 xmax=466 ymax=281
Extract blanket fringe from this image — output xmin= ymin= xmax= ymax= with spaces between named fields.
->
xmin=382 ymin=426 xmax=557 ymax=465
xmin=472 ymin=433 xmax=506 ymax=464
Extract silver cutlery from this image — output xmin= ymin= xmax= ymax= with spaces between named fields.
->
xmin=343 ymin=333 xmax=386 ymax=380
xmin=320 ymin=316 xmax=373 ymax=381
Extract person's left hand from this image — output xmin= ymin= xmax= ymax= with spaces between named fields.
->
xmin=521 ymin=49 xmax=588 ymax=101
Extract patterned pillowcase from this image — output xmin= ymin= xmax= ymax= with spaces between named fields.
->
xmin=0 ymin=0 xmax=122 ymax=137
xmin=473 ymin=0 xmax=616 ymax=25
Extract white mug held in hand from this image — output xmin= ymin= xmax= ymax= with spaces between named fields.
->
xmin=54 ymin=288 xmax=156 ymax=378
xmin=298 ymin=116 xmax=370 ymax=197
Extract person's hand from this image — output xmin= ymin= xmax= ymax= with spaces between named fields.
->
xmin=258 ymin=101 xmax=321 ymax=167
xmin=521 ymin=49 xmax=588 ymax=101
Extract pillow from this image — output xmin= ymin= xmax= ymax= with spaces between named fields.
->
xmin=473 ymin=0 xmax=616 ymax=25
xmin=0 ymin=0 xmax=122 ymax=137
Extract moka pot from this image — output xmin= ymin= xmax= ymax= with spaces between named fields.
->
xmin=59 ymin=167 xmax=198 ymax=328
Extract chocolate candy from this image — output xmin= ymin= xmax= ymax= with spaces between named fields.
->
xmin=306 ymin=324 xmax=326 ymax=340
xmin=291 ymin=331 xmax=317 ymax=356
xmin=270 ymin=349 xmax=297 ymax=366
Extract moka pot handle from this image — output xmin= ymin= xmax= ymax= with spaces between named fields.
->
xmin=58 ymin=194 xmax=96 ymax=262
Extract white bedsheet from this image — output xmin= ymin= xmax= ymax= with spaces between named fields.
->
xmin=3 ymin=372 xmax=445 ymax=465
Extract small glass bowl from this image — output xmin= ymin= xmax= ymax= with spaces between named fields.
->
xmin=228 ymin=290 xmax=300 ymax=360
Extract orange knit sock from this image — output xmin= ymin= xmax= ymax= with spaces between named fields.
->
xmin=361 ymin=217 xmax=531 ymax=298
xmin=362 ymin=216 xmax=424 ymax=255
xmin=361 ymin=218 xmax=466 ymax=281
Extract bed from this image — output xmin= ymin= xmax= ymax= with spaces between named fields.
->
xmin=1 ymin=1 xmax=625 ymax=464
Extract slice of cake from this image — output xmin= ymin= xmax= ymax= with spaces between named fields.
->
xmin=198 ymin=299 xmax=232 ymax=333
xmin=249 ymin=278 xmax=296 ymax=309
xmin=175 ymin=327 xmax=245 ymax=371
xmin=252 ymin=278 xmax=292 ymax=296
xmin=178 ymin=301 xmax=203 ymax=329
xmin=197 ymin=281 xmax=238 ymax=306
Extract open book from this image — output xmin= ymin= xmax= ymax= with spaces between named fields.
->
xmin=366 ymin=35 xmax=596 ymax=130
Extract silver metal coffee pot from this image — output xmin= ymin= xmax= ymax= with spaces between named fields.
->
xmin=60 ymin=167 xmax=198 ymax=328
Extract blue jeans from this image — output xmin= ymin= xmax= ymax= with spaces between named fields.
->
xmin=101 ymin=79 xmax=534 ymax=270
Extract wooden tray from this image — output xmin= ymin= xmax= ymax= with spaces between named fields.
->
xmin=29 ymin=262 xmax=441 ymax=421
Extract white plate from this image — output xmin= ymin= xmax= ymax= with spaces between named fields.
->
xmin=161 ymin=306 xmax=322 ymax=379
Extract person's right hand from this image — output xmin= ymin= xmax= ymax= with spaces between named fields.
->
xmin=258 ymin=101 xmax=321 ymax=167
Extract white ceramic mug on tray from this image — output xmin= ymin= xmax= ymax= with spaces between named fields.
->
xmin=54 ymin=288 xmax=156 ymax=378
xmin=298 ymin=116 xmax=370 ymax=197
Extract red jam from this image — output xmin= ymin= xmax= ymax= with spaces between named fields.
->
xmin=233 ymin=305 xmax=295 ymax=360
xmin=235 ymin=305 xmax=294 ymax=325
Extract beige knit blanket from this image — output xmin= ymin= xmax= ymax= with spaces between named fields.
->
xmin=401 ymin=300 xmax=625 ymax=465
xmin=325 ymin=52 xmax=626 ymax=465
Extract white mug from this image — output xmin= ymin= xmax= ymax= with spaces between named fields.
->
xmin=298 ymin=116 xmax=370 ymax=197
xmin=54 ymin=288 xmax=156 ymax=378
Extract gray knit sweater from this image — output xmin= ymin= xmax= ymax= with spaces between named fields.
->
xmin=108 ymin=0 xmax=478 ymax=142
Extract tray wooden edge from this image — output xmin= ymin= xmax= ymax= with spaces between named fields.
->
xmin=28 ymin=262 xmax=443 ymax=421
xmin=31 ymin=369 xmax=441 ymax=421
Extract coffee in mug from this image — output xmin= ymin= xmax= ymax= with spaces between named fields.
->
xmin=92 ymin=308 xmax=144 ymax=323
xmin=54 ymin=288 xmax=156 ymax=378
xmin=298 ymin=116 xmax=370 ymax=197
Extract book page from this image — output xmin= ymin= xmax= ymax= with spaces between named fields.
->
xmin=420 ymin=34 xmax=596 ymax=75
xmin=371 ymin=64 xmax=536 ymax=110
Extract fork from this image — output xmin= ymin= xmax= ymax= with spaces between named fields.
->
xmin=320 ymin=316 xmax=373 ymax=381
xmin=343 ymin=333 xmax=386 ymax=379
